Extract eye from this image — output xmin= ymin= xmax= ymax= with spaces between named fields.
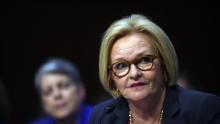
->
xmin=136 ymin=56 xmax=155 ymax=70
xmin=113 ymin=62 xmax=128 ymax=70
xmin=139 ymin=56 xmax=152 ymax=64
xmin=58 ymin=81 xmax=71 ymax=89
xmin=42 ymin=87 xmax=52 ymax=96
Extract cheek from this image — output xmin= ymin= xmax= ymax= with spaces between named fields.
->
xmin=63 ymin=87 xmax=81 ymax=112
xmin=42 ymin=96 xmax=54 ymax=111
xmin=144 ymin=62 xmax=163 ymax=83
xmin=63 ymin=87 xmax=78 ymax=102
xmin=112 ymin=74 xmax=127 ymax=89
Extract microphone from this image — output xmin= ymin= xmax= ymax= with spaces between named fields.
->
xmin=104 ymin=105 xmax=115 ymax=114
xmin=99 ymin=105 xmax=115 ymax=124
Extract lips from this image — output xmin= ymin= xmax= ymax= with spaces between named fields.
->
xmin=55 ymin=102 xmax=67 ymax=109
xmin=130 ymin=82 xmax=146 ymax=87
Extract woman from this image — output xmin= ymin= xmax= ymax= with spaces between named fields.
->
xmin=90 ymin=14 xmax=220 ymax=124
xmin=31 ymin=58 xmax=92 ymax=124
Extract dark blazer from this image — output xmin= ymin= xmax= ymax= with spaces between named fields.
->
xmin=90 ymin=85 xmax=220 ymax=124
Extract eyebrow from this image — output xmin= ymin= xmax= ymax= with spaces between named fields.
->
xmin=112 ymin=52 xmax=156 ymax=64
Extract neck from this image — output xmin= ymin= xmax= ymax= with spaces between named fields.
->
xmin=128 ymin=85 xmax=166 ymax=122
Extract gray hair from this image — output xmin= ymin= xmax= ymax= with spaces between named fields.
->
xmin=34 ymin=58 xmax=81 ymax=92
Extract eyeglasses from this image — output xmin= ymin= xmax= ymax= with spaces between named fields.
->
xmin=109 ymin=55 xmax=157 ymax=77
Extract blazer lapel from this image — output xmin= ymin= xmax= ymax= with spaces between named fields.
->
xmin=163 ymin=86 xmax=186 ymax=124
xmin=114 ymin=97 xmax=129 ymax=124
xmin=101 ymin=86 xmax=185 ymax=124
xmin=100 ymin=97 xmax=128 ymax=124
xmin=112 ymin=87 xmax=182 ymax=124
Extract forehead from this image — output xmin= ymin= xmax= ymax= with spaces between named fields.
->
xmin=40 ymin=73 xmax=71 ymax=87
xmin=111 ymin=33 xmax=155 ymax=61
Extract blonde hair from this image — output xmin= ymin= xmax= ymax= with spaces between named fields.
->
xmin=99 ymin=14 xmax=179 ymax=97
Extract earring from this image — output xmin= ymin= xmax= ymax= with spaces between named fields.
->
xmin=116 ymin=89 xmax=120 ymax=92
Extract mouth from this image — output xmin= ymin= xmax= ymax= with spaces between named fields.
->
xmin=129 ymin=82 xmax=146 ymax=88
xmin=55 ymin=102 xmax=67 ymax=109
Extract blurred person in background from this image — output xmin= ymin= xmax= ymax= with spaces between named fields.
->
xmin=31 ymin=58 xmax=92 ymax=124
xmin=176 ymin=68 xmax=193 ymax=89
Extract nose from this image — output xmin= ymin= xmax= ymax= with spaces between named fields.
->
xmin=53 ymin=88 xmax=62 ymax=100
xmin=129 ymin=64 xmax=142 ymax=80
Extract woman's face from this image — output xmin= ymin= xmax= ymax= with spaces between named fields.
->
xmin=110 ymin=32 xmax=164 ymax=101
xmin=40 ymin=73 xmax=83 ymax=119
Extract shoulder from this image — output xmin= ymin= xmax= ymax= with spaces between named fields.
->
xmin=30 ymin=117 xmax=54 ymax=124
xmin=174 ymin=85 xmax=220 ymax=107
xmin=172 ymin=85 xmax=220 ymax=123
xmin=90 ymin=98 xmax=126 ymax=124
xmin=91 ymin=98 xmax=116 ymax=116
xmin=80 ymin=103 xmax=93 ymax=114
xmin=77 ymin=103 xmax=93 ymax=124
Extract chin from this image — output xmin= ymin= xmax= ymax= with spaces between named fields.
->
xmin=126 ymin=91 xmax=149 ymax=101
xmin=54 ymin=110 xmax=73 ymax=120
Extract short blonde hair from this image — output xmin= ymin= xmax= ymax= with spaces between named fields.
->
xmin=99 ymin=14 xmax=179 ymax=97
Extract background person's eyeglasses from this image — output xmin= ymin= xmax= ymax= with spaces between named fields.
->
xmin=109 ymin=55 xmax=158 ymax=77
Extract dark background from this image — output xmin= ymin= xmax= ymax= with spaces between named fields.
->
xmin=2 ymin=1 xmax=220 ymax=124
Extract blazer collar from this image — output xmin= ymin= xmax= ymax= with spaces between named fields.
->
xmin=113 ymin=97 xmax=129 ymax=123
xmin=106 ymin=86 xmax=181 ymax=124
xmin=163 ymin=86 xmax=181 ymax=123
xmin=101 ymin=97 xmax=129 ymax=124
